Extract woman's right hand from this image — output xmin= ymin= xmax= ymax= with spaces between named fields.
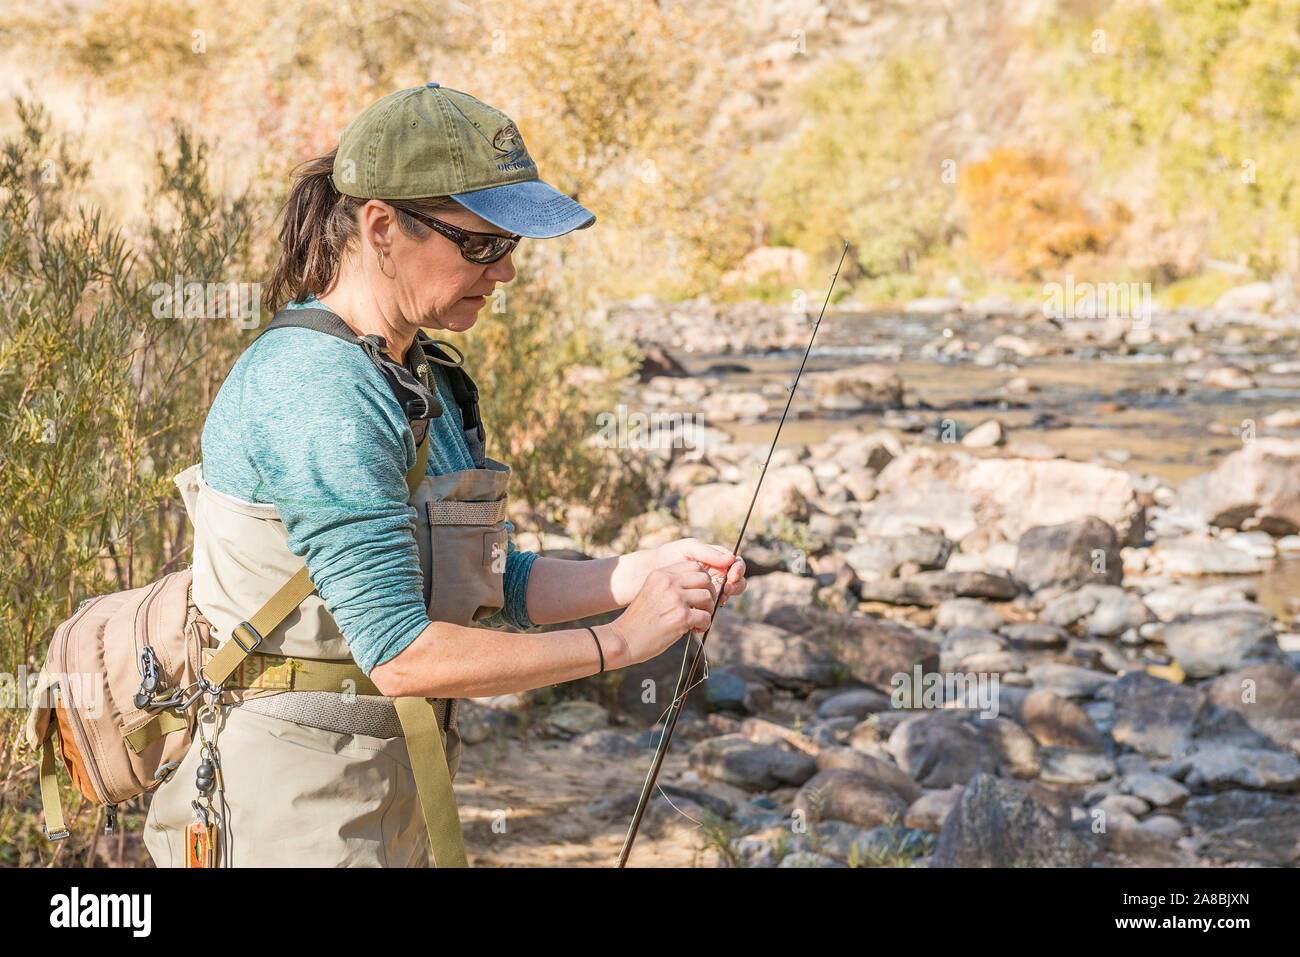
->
xmin=606 ymin=561 xmax=720 ymax=666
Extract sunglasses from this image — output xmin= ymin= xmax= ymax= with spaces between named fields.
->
xmin=390 ymin=204 xmax=521 ymax=264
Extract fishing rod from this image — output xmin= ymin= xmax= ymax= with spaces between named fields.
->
xmin=616 ymin=239 xmax=851 ymax=868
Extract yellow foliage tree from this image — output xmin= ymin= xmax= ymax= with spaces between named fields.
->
xmin=958 ymin=148 xmax=1112 ymax=280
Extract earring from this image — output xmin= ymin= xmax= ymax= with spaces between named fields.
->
xmin=377 ymin=248 xmax=386 ymax=272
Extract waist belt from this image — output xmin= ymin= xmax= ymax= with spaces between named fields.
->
xmin=200 ymin=646 xmax=458 ymax=739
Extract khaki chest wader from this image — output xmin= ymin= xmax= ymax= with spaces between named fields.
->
xmin=143 ymin=308 xmax=509 ymax=867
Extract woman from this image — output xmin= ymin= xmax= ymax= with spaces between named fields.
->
xmin=143 ymin=82 xmax=746 ymax=867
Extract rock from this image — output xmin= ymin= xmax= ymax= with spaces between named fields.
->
xmin=980 ymin=717 xmax=1042 ymax=778
xmin=777 ymin=851 xmax=846 ymax=868
xmin=929 ymin=774 xmax=1099 ymax=867
xmin=762 ymin=605 xmax=940 ymax=691
xmin=843 ymin=531 xmax=953 ymax=580
xmin=1182 ymin=790 xmax=1300 ymax=865
xmin=861 ymin=481 xmax=980 ymax=541
xmin=957 ymin=650 xmax=1028 ymax=676
xmin=1213 ymin=281 xmax=1274 ymax=312
xmin=962 ymin=420 xmax=1004 ymax=447
xmin=732 ymin=571 xmax=817 ymax=619
xmin=999 ymin=622 xmax=1069 ymax=649
xmin=1096 ymin=794 xmax=1151 ymax=818
xmin=1177 ymin=438 xmax=1300 ymax=534
xmin=709 ymin=391 xmax=769 ymax=421
xmin=857 ymin=570 xmax=1019 ymax=606
xmin=812 ymin=748 xmax=924 ymax=803
xmin=938 ymin=626 xmax=1005 ymax=671
xmin=1261 ymin=407 xmax=1300 ymax=429
xmin=1111 ymin=671 xmax=1202 ymax=758
xmin=886 ymin=712 xmax=1001 ymax=788
xmin=836 ymin=431 xmax=901 ymax=472
xmin=935 ymin=598 xmax=1004 ymax=632
xmin=1014 ymin=517 xmax=1122 ymax=591
xmin=1167 ymin=745 xmax=1300 ymax=791
xmin=705 ymin=668 xmax=749 ymax=711
xmin=1038 ymin=747 xmax=1117 ymax=784
xmin=995 ymin=687 xmax=1106 ymax=752
xmin=637 ymin=344 xmax=688 ymax=381
xmin=1039 ymin=584 xmax=1125 ymax=628
xmin=815 ymin=689 xmax=893 ymax=721
xmin=707 ymin=609 xmax=841 ymax=690
xmin=1119 ymin=772 xmax=1190 ymax=809
xmin=767 ymin=463 xmax=819 ymax=499
xmin=1200 ymin=663 xmax=1300 ymax=751
xmin=689 ymin=734 xmax=818 ymax=791
xmin=548 ymin=701 xmax=609 ymax=734
xmin=793 ymin=768 xmax=911 ymax=829
xmin=571 ymin=729 xmax=639 ymax=757
xmin=904 ymin=787 xmax=964 ymax=832
xmin=962 ymin=458 xmax=1147 ymax=546
xmin=659 ymin=783 xmax=737 ymax=819
xmin=1140 ymin=815 xmax=1185 ymax=841
xmin=1150 ymin=534 xmax=1271 ymax=575
xmin=806 ymin=365 xmax=903 ymax=412
xmin=1025 ymin=663 xmax=1116 ymax=699
xmin=1201 ymin=366 xmax=1256 ymax=390
xmin=1162 ymin=612 xmax=1284 ymax=678
xmin=1087 ymin=591 xmax=1155 ymax=636
xmin=683 ymin=482 xmax=749 ymax=529
xmin=839 ymin=470 xmax=877 ymax=503
xmin=456 ymin=701 xmax=523 ymax=744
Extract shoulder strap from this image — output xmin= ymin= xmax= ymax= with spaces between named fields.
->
xmin=260 ymin=307 xmax=444 ymax=423
xmin=416 ymin=332 xmax=486 ymax=447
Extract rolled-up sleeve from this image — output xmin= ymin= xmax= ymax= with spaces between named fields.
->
xmin=478 ymin=521 xmax=538 ymax=631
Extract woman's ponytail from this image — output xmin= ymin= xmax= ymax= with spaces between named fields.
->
xmin=261 ymin=148 xmax=466 ymax=318
xmin=261 ymin=149 xmax=363 ymax=316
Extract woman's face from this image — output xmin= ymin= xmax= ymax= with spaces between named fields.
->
xmin=376 ymin=200 xmax=518 ymax=334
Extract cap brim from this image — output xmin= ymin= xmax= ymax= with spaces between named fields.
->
xmin=450 ymin=178 xmax=596 ymax=239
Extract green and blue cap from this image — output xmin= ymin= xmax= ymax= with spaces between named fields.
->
xmin=331 ymin=82 xmax=596 ymax=239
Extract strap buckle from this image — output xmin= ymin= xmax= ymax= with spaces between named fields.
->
xmin=41 ymin=823 xmax=70 ymax=841
xmin=231 ymin=620 xmax=263 ymax=653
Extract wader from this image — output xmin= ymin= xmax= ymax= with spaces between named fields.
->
xmin=143 ymin=308 xmax=510 ymax=867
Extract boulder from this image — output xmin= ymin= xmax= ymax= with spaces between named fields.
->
xmin=1199 ymin=663 xmax=1300 ymax=751
xmin=793 ymin=768 xmax=911 ymax=828
xmin=1177 ymin=437 xmax=1300 ymax=534
xmin=929 ymin=774 xmax=1098 ymax=867
xmin=806 ymin=365 xmax=903 ymax=412
xmin=707 ymin=609 xmax=840 ymax=690
xmin=762 ymin=605 xmax=940 ymax=691
xmin=1014 ymin=516 xmax=1122 ymax=591
xmin=1162 ymin=612 xmax=1284 ymax=678
xmin=689 ymin=734 xmax=818 ymax=791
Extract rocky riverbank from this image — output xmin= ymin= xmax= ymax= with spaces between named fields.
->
xmin=457 ymin=298 xmax=1300 ymax=868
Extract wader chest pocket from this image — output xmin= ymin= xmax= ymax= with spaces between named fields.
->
xmin=425 ymin=498 xmax=507 ymax=626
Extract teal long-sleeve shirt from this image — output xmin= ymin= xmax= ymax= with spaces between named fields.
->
xmin=199 ymin=294 xmax=538 ymax=674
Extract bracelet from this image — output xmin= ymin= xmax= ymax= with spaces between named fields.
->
xmin=585 ymin=626 xmax=605 ymax=674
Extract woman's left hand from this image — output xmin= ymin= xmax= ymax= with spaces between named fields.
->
xmin=650 ymin=537 xmax=747 ymax=607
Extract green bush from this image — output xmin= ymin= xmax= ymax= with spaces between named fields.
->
xmin=759 ymin=53 xmax=958 ymax=280
xmin=0 ymin=98 xmax=255 ymax=865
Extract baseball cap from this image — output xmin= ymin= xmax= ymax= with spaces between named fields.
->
xmin=331 ymin=82 xmax=596 ymax=239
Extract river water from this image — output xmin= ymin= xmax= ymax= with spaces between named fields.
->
xmin=676 ymin=310 xmax=1300 ymax=620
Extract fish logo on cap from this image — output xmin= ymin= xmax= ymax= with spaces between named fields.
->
xmin=492 ymin=124 xmax=520 ymax=153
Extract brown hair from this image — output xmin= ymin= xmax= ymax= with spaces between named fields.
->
xmin=261 ymin=148 xmax=462 ymax=315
